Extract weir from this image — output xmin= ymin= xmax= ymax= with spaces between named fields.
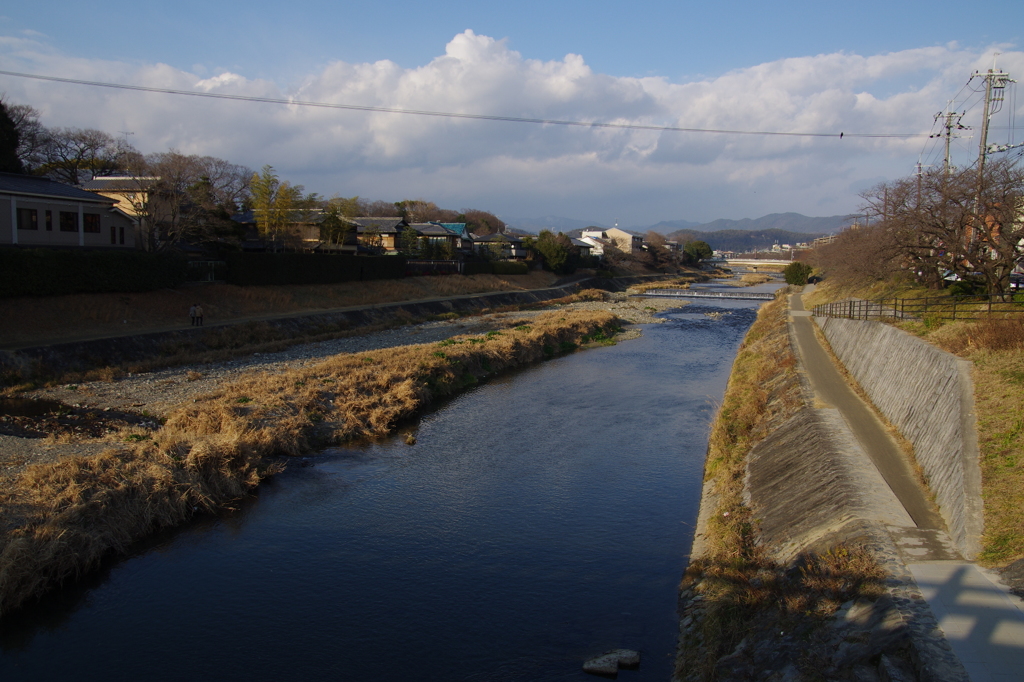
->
xmin=638 ymin=289 xmax=776 ymax=301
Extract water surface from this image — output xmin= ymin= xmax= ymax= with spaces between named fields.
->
xmin=0 ymin=293 xmax=776 ymax=682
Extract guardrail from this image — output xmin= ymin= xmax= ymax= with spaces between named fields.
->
xmin=813 ymin=294 xmax=1024 ymax=322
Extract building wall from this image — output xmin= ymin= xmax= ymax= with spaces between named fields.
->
xmin=1 ymin=195 xmax=137 ymax=249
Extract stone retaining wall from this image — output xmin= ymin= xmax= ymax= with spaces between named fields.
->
xmin=815 ymin=317 xmax=983 ymax=559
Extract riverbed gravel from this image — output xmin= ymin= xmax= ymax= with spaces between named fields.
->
xmin=1 ymin=293 xmax=685 ymax=478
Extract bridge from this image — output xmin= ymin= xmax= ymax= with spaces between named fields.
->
xmin=720 ymin=258 xmax=790 ymax=268
xmin=638 ymin=289 xmax=777 ymax=301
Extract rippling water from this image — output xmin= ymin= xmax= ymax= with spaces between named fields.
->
xmin=0 ymin=289 xmax=776 ymax=682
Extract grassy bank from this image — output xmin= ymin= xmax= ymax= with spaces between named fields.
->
xmin=806 ymin=281 xmax=1024 ymax=567
xmin=0 ymin=309 xmax=621 ymax=619
xmin=676 ymin=294 xmax=887 ymax=681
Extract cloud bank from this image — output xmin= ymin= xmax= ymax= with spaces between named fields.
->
xmin=2 ymin=30 xmax=1021 ymax=224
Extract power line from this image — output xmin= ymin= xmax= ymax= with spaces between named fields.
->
xmin=0 ymin=69 xmax=925 ymax=140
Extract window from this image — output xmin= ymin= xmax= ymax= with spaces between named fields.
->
xmin=16 ymin=208 xmax=38 ymax=230
xmin=110 ymin=225 xmax=117 ymax=244
xmin=60 ymin=211 xmax=79 ymax=232
xmin=45 ymin=210 xmax=53 ymax=231
xmin=83 ymin=214 xmax=101 ymax=233
xmin=119 ymin=226 xmax=125 ymax=245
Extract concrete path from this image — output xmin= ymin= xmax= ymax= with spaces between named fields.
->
xmin=908 ymin=562 xmax=1024 ymax=682
xmin=790 ymin=287 xmax=1024 ymax=680
xmin=789 ymin=291 xmax=944 ymax=530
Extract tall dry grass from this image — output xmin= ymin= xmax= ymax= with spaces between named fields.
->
xmin=0 ymin=310 xmax=620 ymax=618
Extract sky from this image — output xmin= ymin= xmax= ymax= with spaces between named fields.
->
xmin=2 ymin=1 xmax=1024 ymax=228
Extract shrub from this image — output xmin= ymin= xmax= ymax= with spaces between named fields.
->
xmin=783 ymin=261 xmax=814 ymax=285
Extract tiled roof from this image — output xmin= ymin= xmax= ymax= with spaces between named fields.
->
xmin=351 ymin=217 xmax=406 ymax=232
xmin=80 ymin=176 xmax=159 ymax=191
xmin=0 ymin=172 xmax=115 ymax=204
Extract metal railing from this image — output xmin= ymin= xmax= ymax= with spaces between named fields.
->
xmin=813 ymin=294 xmax=1024 ymax=322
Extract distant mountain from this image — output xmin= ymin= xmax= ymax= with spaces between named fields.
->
xmin=663 ymin=213 xmax=854 ymax=235
xmin=644 ymin=219 xmax=703 ymax=234
xmin=666 ymin=228 xmax=822 ymax=252
xmin=505 ymin=216 xmax=611 ymax=235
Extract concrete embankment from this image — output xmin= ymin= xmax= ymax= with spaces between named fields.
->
xmin=815 ymin=316 xmax=983 ymax=560
xmin=0 ymin=275 xmax=670 ymax=379
xmin=677 ymin=291 xmax=970 ymax=681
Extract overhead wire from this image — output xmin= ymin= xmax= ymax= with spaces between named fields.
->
xmin=0 ymin=69 xmax=925 ymax=140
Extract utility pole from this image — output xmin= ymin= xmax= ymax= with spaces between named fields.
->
xmin=974 ymin=66 xmax=1014 ymax=179
xmin=931 ymin=107 xmax=967 ymax=174
xmin=971 ymin=64 xmax=1014 ymax=247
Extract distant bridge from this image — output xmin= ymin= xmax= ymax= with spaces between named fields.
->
xmin=638 ymin=289 xmax=777 ymax=301
xmin=722 ymin=258 xmax=792 ymax=268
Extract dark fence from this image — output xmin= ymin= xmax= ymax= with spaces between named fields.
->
xmin=0 ymin=248 xmax=188 ymax=298
xmin=223 ymin=253 xmax=406 ymax=285
xmin=813 ymin=295 xmax=1024 ymax=322
xmin=407 ymin=260 xmax=463 ymax=275
xmin=187 ymin=260 xmax=227 ymax=283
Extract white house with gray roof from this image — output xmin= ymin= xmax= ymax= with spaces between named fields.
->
xmin=0 ymin=172 xmax=136 ymax=249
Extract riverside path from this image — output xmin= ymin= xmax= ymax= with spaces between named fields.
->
xmin=790 ymin=286 xmax=1024 ymax=682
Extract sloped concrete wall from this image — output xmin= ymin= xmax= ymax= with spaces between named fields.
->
xmin=745 ymin=406 xmax=914 ymax=561
xmin=815 ymin=317 xmax=983 ymax=558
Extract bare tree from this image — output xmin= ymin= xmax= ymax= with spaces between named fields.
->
xmin=854 ymin=159 xmax=1024 ymax=295
xmin=35 ymin=127 xmax=136 ymax=184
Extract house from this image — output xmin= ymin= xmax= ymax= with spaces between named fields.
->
xmin=578 ymin=234 xmax=609 ymax=257
xmin=472 ymin=232 xmax=527 ymax=260
xmin=604 ymin=227 xmax=644 ymax=254
xmin=352 ymin=217 xmax=408 ymax=254
xmin=231 ymin=208 xmax=330 ymax=252
xmin=580 ymin=228 xmax=643 ymax=255
xmin=410 ymin=223 xmax=459 ymax=257
xmin=1 ymin=172 xmax=136 ymax=249
xmin=570 ymin=238 xmax=593 ymax=259
xmin=80 ymin=175 xmax=160 ymax=247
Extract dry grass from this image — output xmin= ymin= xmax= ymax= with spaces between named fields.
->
xmin=0 ymin=309 xmax=621 ymax=618
xmin=729 ymin=273 xmax=774 ymax=287
xmin=629 ymin=273 xmax=706 ymax=294
xmin=676 ymin=294 xmax=887 ymax=681
xmin=0 ymin=272 xmax=558 ymax=348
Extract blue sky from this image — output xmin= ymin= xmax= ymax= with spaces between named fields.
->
xmin=2 ymin=1 xmax=1023 ymax=227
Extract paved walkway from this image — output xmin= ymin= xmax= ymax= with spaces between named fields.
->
xmin=791 ymin=286 xmax=1024 ymax=681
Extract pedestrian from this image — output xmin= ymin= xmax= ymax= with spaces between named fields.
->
xmin=189 ymin=304 xmax=197 ymax=326
xmin=195 ymin=304 xmax=204 ymax=326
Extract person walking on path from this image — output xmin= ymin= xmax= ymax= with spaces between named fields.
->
xmin=189 ymin=304 xmax=198 ymax=326
xmin=194 ymin=304 xmax=204 ymax=326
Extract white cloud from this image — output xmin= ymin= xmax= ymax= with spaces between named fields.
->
xmin=1 ymin=30 xmax=1021 ymax=224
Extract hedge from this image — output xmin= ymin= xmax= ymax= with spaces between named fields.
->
xmin=222 ymin=253 xmax=407 ymax=286
xmin=0 ymin=248 xmax=188 ymax=298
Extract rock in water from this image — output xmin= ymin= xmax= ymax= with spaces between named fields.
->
xmin=609 ymin=649 xmax=640 ymax=669
xmin=583 ymin=649 xmax=641 ymax=677
xmin=583 ymin=654 xmax=620 ymax=677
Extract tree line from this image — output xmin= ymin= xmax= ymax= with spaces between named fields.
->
xmin=811 ymin=156 xmax=1024 ymax=297
xmin=0 ymin=97 xmax=506 ymax=251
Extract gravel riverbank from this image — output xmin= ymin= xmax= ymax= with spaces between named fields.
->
xmin=1 ymin=293 xmax=685 ymax=479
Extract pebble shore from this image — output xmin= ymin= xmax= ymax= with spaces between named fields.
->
xmin=2 ymin=293 xmax=685 ymax=477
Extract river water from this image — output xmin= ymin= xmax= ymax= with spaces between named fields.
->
xmin=0 ymin=285 xmax=778 ymax=682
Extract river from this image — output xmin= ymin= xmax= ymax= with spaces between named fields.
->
xmin=0 ymin=285 xmax=779 ymax=682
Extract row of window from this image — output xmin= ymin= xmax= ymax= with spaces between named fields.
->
xmin=17 ymin=208 xmax=103 ymax=233
xmin=15 ymin=208 xmax=126 ymax=244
